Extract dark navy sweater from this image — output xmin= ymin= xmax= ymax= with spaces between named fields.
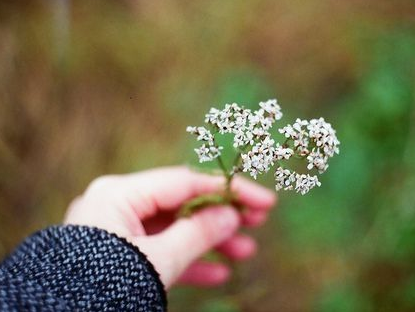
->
xmin=0 ymin=225 xmax=167 ymax=311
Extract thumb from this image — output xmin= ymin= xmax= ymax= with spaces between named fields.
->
xmin=135 ymin=206 xmax=240 ymax=288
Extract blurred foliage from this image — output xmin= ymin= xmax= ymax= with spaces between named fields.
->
xmin=0 ymin=0 xmax=414 ymax=311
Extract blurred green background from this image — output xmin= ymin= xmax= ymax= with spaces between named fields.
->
xmin=0 ymin=1 xmax=414 ymax=311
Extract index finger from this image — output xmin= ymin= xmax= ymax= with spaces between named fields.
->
xmin=231 ymin=176 xmax=277 ymax=211
xmin=112 ymin=166 xmax=276 ymax=219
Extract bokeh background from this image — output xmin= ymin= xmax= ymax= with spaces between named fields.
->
xmin=1 ymin=1 xmax=415 ymax=311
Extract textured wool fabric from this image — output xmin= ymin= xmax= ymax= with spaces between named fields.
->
xmin=0 ymin=225 xmax=167 ymax=311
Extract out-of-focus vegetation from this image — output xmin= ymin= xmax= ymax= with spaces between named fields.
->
xmin=1 ymin=1 xmax=414 ymax=311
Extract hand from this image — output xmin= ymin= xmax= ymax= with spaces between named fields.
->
xmin=64 ymin=166 xmax=276 ymax=288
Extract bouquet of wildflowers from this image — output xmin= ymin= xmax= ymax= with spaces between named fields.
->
xmin=184 ymin=99 xmax=339 ymax=214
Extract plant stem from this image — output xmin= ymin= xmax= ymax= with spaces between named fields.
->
xmin=216 ymin=155 xmax=233 ymax=201
xmin=282 ymin=138 xmax=290 ymax=148
xmin=216 ymin=155 xmax=229 ymax=178
xmin=179 ymin=152 xmax=246 ymax=217
xmin=232 ymin=151 xmax=241 ymax=168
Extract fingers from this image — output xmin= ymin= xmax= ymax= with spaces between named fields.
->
xmin=178 ymin=234 xmax=257 ymax=286
xmin=241 ymin=210 xmax=268 ymax=227
xmin=75 ymin=166 xmax=276 ymax=222
xmin=231 ymin=176 xmax=277 ymax=211
xmin=216 ymin=234 xmax=257 ymax=260
xmin=85 ymin=166 xmax=226 ymax=220
xmin=118 ymin=166 xmax=276 ymax=220
xmin=124 ymin=166 xmax=225 ymax=215
xmin=136 ymin=206 xmax=239 ymax=288
xmin=178 ymin=261 xmax=230 ymax=286
xmin=160 ymin=205 xmax=240 ymax=265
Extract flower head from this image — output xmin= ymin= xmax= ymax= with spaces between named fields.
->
xmin=295 ymin=173 xmax=321 ymax=195
xmin=274 ymin=167 xmax=297 ymax=191
xmin=194 ymin=144 xmax=223 ymax=163
xmin=241 ymin=137 xmax=276 ymax=179
xmin=278 ymin=117 xmax=340 ymax=173
xmin=274 ymin=168 xmax=321 ymax=194
xmin=187 ymin=98 xmax=340 ymax=195
xmin=278 ymin=118 xmax=310 ymax=155
xmin=259 ymin=99 xmax=283 ymax=121
xmin=186 ymin=126 xmax=214 ymax=145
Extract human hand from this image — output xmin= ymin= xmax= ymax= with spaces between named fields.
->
xmin=64 ymin=166 xmax=276 ymax=288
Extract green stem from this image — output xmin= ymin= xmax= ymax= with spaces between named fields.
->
xmin=216 ymin=155 xmax=229 ymax=178
xmin=232 ymin=151 xmax=242 ymax=168
xmin=216 ymin=154 xmax=233 ymax=201
xmin=282 ymin=138 xmax=290 ymax=148
xmin=179 ymin=152 xmax=246 ymax=217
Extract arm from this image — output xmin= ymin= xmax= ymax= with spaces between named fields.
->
xmin=0 ymin=166 xmax=276 ymax=310
xmin=0 ymin=226 xmax=166 ymax=311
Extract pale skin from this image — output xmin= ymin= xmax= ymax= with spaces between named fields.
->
xmin=64 ymin=166 xmax=276 ymax=289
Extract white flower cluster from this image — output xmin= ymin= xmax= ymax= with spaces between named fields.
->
xmin=187 ymin=99 xmax=340 ymax=195
xmin=241 ymin=137 xmax=276 ymax=179
xmin=274 ymin=168 xmax=321 ymax=195
xmin=279 ymin=117 xmax=340 ymax=173
xmin=186 ymin=126 xmax=223 ymax=163
xmin=204 ymin=99 xmax=282 ymax=148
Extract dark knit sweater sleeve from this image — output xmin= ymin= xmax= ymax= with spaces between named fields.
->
xmin=0 ymin=225 xmax=167 ymax=311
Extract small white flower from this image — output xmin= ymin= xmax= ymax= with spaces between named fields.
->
xmin=245 ymin=109 xmax=274 ymax=145
xmin=249 ymin=109 xmax=273 ymax=132
xmin=206 ymin=103 xmax=249 ymax=135
xmin=307 ymin=118 xmax=340 ymax=157
xmin=278 ymin=118 xmax=340 ymax=162
xmin=187 ymin=125 xmax=223 ymax=163
xmin=294 ymin=173 xmax=321 ymax=195
xmin=279 ymin=119 xmax=309 ymax=154
xmin=204 ymin=107 xmax=221 ymax=124
xmin=275 ymin=167 xmax=297 ymax=191
xmin=241 ymin=137 xmax=276 ymax=179
xmin=196 ymin=127 xmax=214 ymax=143
xmin=259 ymin=99 xmax=283 ymax=120
xmin=306 ymin=148 xmax=329 ymax=173
xmin=195 ymin=144 xmax=223 ymax=163
xmin=233 ymin=108 xmax=251 ymax=129
xmin=274 ymin=144 xmax=294 ymax=160
xmin=233 ymin=129 xmax=254 ymax=148
xmin=186 ymin=126 xmax=197 ymax=134
xmin=279 ymin=124 xmax=295 ymax=138
xmin=186 ymin=126 xmax=215 ymax=145
xmin=275 ymin=168 xmax=321 ymax=194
